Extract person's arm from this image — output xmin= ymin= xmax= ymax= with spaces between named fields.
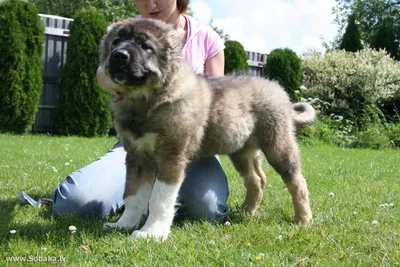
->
xmin=204 ymin=50 xmax=225 ymax=77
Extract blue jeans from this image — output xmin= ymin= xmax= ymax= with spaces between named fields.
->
xmin=53 ymin=141 xmax=229 ymax=221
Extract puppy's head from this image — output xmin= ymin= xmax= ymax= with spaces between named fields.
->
xmin=99 ymin=18 xmax=185 ymax=95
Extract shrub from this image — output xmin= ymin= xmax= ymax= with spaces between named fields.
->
xmin=298 ymin=98 xmax=400 ymax=149
xmin=339 ymin=14 xmax=363 ymax=52
xmin=302 ymin=47 xmax=400 ymax=117
xmin=55 ymin=8 xmax=111 ymax=137
xmin=224 ymin=40 xmax=249 ymax=74
xmin=351 ymin=125 xmax=391 ymax=149
xmin=0 ymin=0 xmax=44 ymax=134
xmin=264 ymin=48 xmax=302 ymax=100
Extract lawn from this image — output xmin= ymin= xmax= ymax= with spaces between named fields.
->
xmin=0 ymin=133 xmax=399 ymax=266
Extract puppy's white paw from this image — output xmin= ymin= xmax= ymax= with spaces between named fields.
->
xmin=131 ymin=226 xmax=170 ymax=242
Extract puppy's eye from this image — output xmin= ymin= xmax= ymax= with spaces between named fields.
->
xmin=141 ymin=42 xmax=153 ymax=52
xmin=112 ymin=38 xmax=120 ymax=46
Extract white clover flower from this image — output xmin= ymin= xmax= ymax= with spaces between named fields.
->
xmin=9 ymin=230 xmax=16 ymax=234
xmin=329 ymin=192 xmax=335 ymax=197
xmin=353 ymin=211 xmax=358 ymax=216
xmin=371 ymin=220 xmax=379 ymax=225
xmin=224 ymin=221 xmax=231 ymax=226
xmin=69 ymin=225 xmax=77 ymax=233
xmin=65 ymin=162 xmax=70 ymax=166
xmin=278 ymin=235 xmax=283 ymax=240
xmin=389 ymin=203 xmax=394 ymax=207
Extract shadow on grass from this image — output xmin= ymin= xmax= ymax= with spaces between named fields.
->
xmin=222 ymin=203 xmax=294 ymax=225
xmin=2 ymin=199 xmax=124 ymax=246
xmin=2 ymin=197 xmax=294 ymax=248
xmin=0 ymin=197 xmax=19 ymax=236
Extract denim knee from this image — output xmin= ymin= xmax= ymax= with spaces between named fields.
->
xmin=177 ymin=156 xmax=229 ymax=221
xmin=53 ymin=176 xmax=111 ymax=218
xmin=52 ymin=142 xmax=126 ymax=218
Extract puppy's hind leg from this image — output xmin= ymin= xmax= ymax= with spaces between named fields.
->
xmin=230 ymin=147 xmax=267 ymax=214
xmin=104 ymin=154 xmax=155 ymax=231
xmin=262 ymin=137 xmax=312 ymax=225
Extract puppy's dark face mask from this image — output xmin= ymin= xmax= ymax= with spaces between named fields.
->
xmin=99 ymin=19 xmax=185 ymax=95
xmin=107 ymin=30 xmax=156 ymax=86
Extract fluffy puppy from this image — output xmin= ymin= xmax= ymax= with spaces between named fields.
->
xmin=100 ymin=18 xmax=315 ymax=241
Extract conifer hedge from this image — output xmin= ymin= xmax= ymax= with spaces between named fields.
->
xmin=224 ymin=40 xmax=249 ymax=74
xmin=55 ymin=8 xmax=111 ymax=137
xmin=0 ymin=0 xmax=44 ymax=133
xmin=264 ymin=48 xmax=302 ymax=101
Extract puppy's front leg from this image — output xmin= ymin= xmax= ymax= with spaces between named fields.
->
xmin=132 ymin=156 xmax=187 ymax=242
xmin=104 ymin=153 xmax=155 ymax=230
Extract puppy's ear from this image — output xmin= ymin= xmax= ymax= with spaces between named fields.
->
xmin=107 ymin=23 xmax=117 ymax=33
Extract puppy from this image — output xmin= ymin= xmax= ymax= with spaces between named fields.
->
xmin=100 ymin=18 xmax=315 ymax=241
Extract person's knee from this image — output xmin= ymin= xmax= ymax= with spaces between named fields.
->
xmin=53 ymin=177 xmax=107 ymax=218
xmin=179 ymin=189 xmax=229 ymax=221
xmin=178 ymin=156 xmax=230 ymax=221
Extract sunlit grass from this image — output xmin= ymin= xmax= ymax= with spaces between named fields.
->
xmin=1 ymin=134 xmax=399 ymax=266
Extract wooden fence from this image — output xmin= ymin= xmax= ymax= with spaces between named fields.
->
xmin=32 ymin=14 xmax=72 ymax=133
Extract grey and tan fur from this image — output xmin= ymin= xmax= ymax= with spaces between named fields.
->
xmin=100 ymin=18 xmax=315 ymax=241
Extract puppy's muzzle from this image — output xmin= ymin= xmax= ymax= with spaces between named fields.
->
xmin=108 ymin=48 xmax=148 ymax=86
xmin=109 ymin=49 xmax=130 ymax=84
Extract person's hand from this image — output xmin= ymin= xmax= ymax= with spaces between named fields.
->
xmin=96 ymin=66 xmax=115 ymax=93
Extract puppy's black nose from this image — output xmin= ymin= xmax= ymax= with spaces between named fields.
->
xmin=111 ymin=49 xmax=130 ymax=61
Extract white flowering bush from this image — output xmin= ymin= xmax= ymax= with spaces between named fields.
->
xmin=302 ymin=47 xmax=400 ymax=110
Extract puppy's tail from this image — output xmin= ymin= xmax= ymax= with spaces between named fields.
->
xmin=292 ymin=103 xmax=316 ymax=127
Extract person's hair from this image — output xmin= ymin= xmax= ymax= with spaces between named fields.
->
xmin=177 ymin=0 xmax=189 ymax=13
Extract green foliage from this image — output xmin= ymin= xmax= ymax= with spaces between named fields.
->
xmin=0 ymin=0 xmax=44 ymax=134
xmin=264 ymin=48 xmax=302 ymax=100
xmin=55 ymin=8 xmax=111 ymax=137
xmin=371 ymin=19 xmax=399 ymax=59
xmin=28 ymin=0 xmax=139 ymax=22
xmin=302 ymin=47 xmax=400 ymax=118
xmin=333 ymin=0 xmax=400 ymax=58
xmin=224 ymin=40 xmax=249 ymax=74
xmin=339 ymin=14 xmax=363 ymax=52
xmin=298 ymin=98 xmax=400 ymax=149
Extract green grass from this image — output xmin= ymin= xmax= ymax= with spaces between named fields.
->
xmin=1 ymin=133 xmax=399 ymax=266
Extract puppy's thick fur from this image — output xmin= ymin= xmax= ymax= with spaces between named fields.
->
xmin=100 ymin=18 xmax=315 ymax=241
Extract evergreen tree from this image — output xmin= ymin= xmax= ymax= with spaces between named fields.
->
xmin=55 ymin=8 xmax=111 ymax=137
xmin=371 ymin=20 xmax=399 ymax=59
xmin=339 ymin=14 xmax=363 ymax=52
xmin=224 ymin=40 xmax=249 ymax=74
xmin=264 ymin=48 xmax=302 ymax=101
xmin=0 ymin=0 xmax=44 ymax=133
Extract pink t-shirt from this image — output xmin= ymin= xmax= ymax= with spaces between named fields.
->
xmin=182 ymin=15 xmax=225 ymax=75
